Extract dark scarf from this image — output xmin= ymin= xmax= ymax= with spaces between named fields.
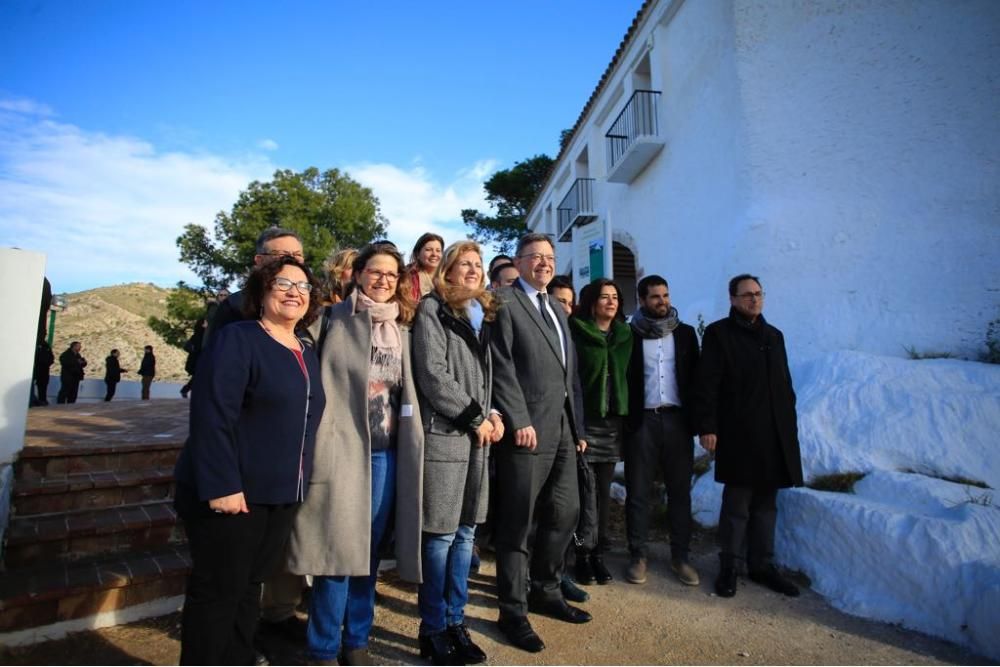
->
xmin=569 ymin=317 xmax=633 ymax=418
xmin=630 ymin=305 xmax=680 ymax=339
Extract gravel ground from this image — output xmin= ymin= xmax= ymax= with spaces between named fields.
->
xmin=0 ymin=509 xmax=990 ymax=665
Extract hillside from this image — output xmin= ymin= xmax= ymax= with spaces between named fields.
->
xmin=49 ymin=283 xmax=191 ymax=382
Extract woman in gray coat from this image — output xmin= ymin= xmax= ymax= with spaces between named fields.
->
xmin=412 ymin=240 xmax=503 ymax=665
xmin=287 ymin=242 xmax=424 ymax=666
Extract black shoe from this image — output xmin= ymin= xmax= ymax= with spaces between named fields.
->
xmin=528 ymin=597 xmax=592 ymax=624
xmin=715 ymin=554 xmax=737 ymax=598
xmin=749 ymin=565 xmax=801 ymax=597
xmin=419 ymin=630 xmax=461 ymax=665
xmin=255 ymin=650 xmax=270 ymax=666
xmin=448 ymin=623 xmax=486 ymax=664
xmin=497 ymin=615 xmax=545 ymax=653
xmin=258 ymin=615 xmax=308 ymax=643
xmin=574 ymin=549 xmax=595 ymax=584
xmin=339 ymin=647 xmax=373 ymax=665
xmin=590 ymin=554 xmax=613 ymax=584
xmin=560 ymin=575 xmax=590 ymax=603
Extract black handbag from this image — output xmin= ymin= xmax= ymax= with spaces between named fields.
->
xmin=574 ymin=451 xmax=599 ymax=551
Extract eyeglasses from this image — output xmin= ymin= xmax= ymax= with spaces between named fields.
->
xmin=364 ymin=269 xmax=399 ymax=283
xmin=519 ymin=253 xmax=555 ymax=263
xmin=272 ymin=277 xmax=313 ymax=294
xmin=736 ymin=291 xmax=765 ymax=300
xmin=263 ymin=250 xmax=305 ymax=259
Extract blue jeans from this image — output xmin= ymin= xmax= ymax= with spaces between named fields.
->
xmin=417 ymin=523 xmax=475 ymax=635
xmin=308 ymin=449 xmax=396 ymax=660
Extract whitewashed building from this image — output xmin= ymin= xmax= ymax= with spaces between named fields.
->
xmin=526 ymin=0 xmax=1000 ymax=360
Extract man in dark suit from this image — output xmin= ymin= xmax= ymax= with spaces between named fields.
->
xmin=624 ymin=275 xmax=701 ymax=587
xmin=696 ymin=273 xmax=803 ymax=598
xmin=103 ymin=349 xmax=127 ymax=401
xmin=57 ymin=341 xmax=86 ymax=404
xmin=489 ymin=232 xmax=591 ymax=653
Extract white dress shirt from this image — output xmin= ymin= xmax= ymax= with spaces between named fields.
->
xmin=643 ymin=334 xmax=682 ymax=408
xmin=519 ymin=277 xmax=566 ymax=366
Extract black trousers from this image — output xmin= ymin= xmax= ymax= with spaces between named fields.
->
xmin=35 ymin=375 xmax=50 ymax=405
xmin=717 ymin=484 xmax=778 ymax=572
xmin=104 ymin=380 xmax=117 ymax=402
xmin=141 ymin=376 xmax=153 ymax=400
xmin=177 ymin=491 xmax=297 ymax=666
xmin=57 ymin=376 xmax=80 ymax=404
xmin=624 ymin=410 xmax=694 ymax=560
xmin=493 ymin=415 xmax=579 ymax=618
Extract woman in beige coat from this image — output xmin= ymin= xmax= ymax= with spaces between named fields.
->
xmin=287 ymin=241 xmax=424 ymax=665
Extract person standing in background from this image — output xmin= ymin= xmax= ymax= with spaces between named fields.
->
xmin=34 ymin=341 xmax=54 ymax=406
xmin=103 ymin=349 xmax=127 ymax=402
xmin=57 ymin=341 xmax=86 ymax=404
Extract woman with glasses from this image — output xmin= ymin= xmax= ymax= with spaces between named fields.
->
xmin=568 ymin=278 xmax=633 ymax=586
xmin=406 ymin=232 xmax=444 ymax=300
xmin=288 ymin=242 xmax=424 ymax=666
xmin=174 ymin=257 xmax=325 ymax=665
xmin=412 ymin=240 xmax=503 ymax=664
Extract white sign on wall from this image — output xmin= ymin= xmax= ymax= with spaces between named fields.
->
xmin=571 ymin=217 xmax=611 ymax=293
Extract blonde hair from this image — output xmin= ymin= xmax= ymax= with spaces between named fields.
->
xmin=432 ymin=240 xmax=497 ymax=322
xmin=322 ymin=247 xmax=358 ymax=303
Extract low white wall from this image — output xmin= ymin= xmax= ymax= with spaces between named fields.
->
xmin=45 ymin=378 xmax=186 ymax=403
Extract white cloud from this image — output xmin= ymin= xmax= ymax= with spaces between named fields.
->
xmin=346 ymin=159 xmax=497 ymax=257
xmin=257 ymin=138 xmax=279 ymax=151
xmin=0 ymin=102 xmax=276 ymax=292
xmin=0 ymin=96 xmax=55 ymax=117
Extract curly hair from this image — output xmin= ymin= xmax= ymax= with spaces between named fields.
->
xmin=348 ymin=242 xmax=416 ymax=325
xmin=432 ymin=240 xmax=498 ymax=322
xmin=575 ymin=277 xmax=625 ymax=322
xmin=322 ymin=247 xmax=358 ymax=303
xmin=242 ymin=256 xmax=323 ymax=327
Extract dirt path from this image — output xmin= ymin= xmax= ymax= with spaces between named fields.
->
xmin=0 ymin=527 xmax=989 ymax=665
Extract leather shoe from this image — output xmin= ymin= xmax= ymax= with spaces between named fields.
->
xmin=715 ymin=554 xmax=737 ymax=598
xmin=448 ymin=623 xmax=486 ymax=664
xmin=497 ymin=615 xmax=545 ymax=653
xmin=560 ymin=575 xmax=590 ymax=603
xmin=419 ymin=630 xmax=461 ymax=665
xmin=749 ymin=565 xmax=801 ymax=597
xmin=590 ymin=554 xmax=613 ymax=584
xmin=528 ymin=597 xmax=592 ymax=624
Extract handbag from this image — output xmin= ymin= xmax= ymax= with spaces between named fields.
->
xmin=573 ymin=450 xmax=599 ymax=551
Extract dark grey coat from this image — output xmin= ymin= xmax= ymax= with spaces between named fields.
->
xmin=412 ymin=293 xmax=492 ymax=534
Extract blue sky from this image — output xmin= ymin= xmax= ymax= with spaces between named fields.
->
xmin=0 ymin=1 xmax=642 ymax=292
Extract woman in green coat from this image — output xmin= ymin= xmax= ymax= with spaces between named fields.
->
xmin=569 ymin=278 xmax=633 ymax=585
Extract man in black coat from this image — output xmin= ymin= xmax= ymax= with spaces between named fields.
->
xmin=138 ymin=345 xmax=156 ymax=400
xmin=624 ymin=275 xmax=700 ymax=587
xmin=104 ymin=349 xmax=127 ymax=402
xmin=57 ymin=341 xmax=87 ymax=404
xmin=33 ymin=341 xmax=55 ymax=405
xmin=489 ymin=233 xmax=590 ymax=653
xmin=695 ymin=274 xmax=803 ymax=598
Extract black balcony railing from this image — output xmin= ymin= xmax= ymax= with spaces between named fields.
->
xmin=557 ymin=178 xmax=595 ymax=238
xmin=605 ymin=89 xmax=661 ymax=171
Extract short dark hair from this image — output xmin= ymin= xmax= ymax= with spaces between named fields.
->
xmin=636 ymin=274 xmax=668 ymax=299
xmin=410 ymin=232 xmax=445 ymax=267
xmin=576 ymin=278 xmax=625 ymax=322
xmin=110 ymin=349 xmax=119 ymax=355
xmin=515 ymin=232 xmax=555 ymax=257
xmin=728 ymin=273 xmax=761 ymax=297
xmin=489 ymin=254 xmax=513 ymax=272
xmin=255 ymin=227 xmax=303 ymax=255
xmin=242 ymin=256 xmax=323 ymax=327
xmin=144 ymin=345 xmax=153 ymax=352
xmin=548 ymin=275 xmax=575 ymax=304
xmin=489 ymin=261 xmax=516 ymax=285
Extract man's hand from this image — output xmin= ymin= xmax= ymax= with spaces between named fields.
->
xmin=209 ymin=492 xmax=249 ymax=514
xmin=699 ymin=434 xmax=717 ymax=453
xmin=576 ymin=439 xmax=587 ymax=453
xmin=475 ymin=420 xmax=494 ymax=448
xmin=488 ymin=413 xmax=505 ymax=443
xmin=514 ymin=426 xmax=537 ymax=450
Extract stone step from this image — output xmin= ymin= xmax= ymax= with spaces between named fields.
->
xmin=4 ymin=501 xmax=184 ymax=570
xmin=14 ymin=442 xmax=182 ymax=482
xmin=0 ymin=546 xmax=190 ymax=634
xmin=12 ymin=468 xmax=176 ymax=516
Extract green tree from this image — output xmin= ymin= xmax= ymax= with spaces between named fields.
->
xmin=461 ymin=154 xmax=554 ymax=255
xmin=147 ymin=282 xmax=208 ymax=349
xmin=178 ymin=167 xmax=388 ymax=290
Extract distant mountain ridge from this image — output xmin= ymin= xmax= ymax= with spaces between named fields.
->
xmin=50 ymin=283 xmax=190 ymax=382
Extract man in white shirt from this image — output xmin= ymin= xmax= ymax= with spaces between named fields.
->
xmin=624 ymin=275 xmax=701 ymax=587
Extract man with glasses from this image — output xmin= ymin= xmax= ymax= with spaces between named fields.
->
xmin=695 ymin=274 xmax=803 ymax=599
xmin=489 ymin=232 xmax=590 ymax=654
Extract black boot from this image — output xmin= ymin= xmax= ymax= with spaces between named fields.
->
xmin=448 ymin=623 xmax=486 ymax=664
xmin=590 ymin=553 xmax=613 ymax=584
xmin=715 ymin=553 xmax=737 ymax=597
xmin=574 ymin=548 xmax=595 ymax=585
xmin=419 ymin=630 xmax=460 ymax=665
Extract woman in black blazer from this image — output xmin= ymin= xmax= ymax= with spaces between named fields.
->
xmin=174 ymin=257 xmax=326 ymax=665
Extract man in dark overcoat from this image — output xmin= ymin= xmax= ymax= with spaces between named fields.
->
xmin=57 ymin=341 xmax=87 ymax=404
xmin=103 ymin=349 xmax=127 ymax=401
xmin=138 ymin=345 xmax=156 ymax=400
xmin=489 ymin=232 xmax=590 ymax=653
xmin=695 ymin=273 xmax=803 ymax=598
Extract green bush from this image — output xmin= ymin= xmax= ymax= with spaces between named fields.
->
xmin=807 ymin=472 xmax=866 ymax=493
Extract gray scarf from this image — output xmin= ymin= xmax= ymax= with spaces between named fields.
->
xmin=630 ymin=306 xmax=680 ymax=339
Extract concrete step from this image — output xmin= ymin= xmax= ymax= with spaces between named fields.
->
xmin=4 ymin=501 xmax=184 ymax=570
xmin=12 ymin=468 xmax=175 ymax=516
xmin=0 ymin=546 xmax=190 ymax=634
xmin=14 ymin=443 xmax=182 ymax=482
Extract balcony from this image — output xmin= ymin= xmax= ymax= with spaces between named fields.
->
xmin=605 ymin=90 xmax=664 ymax=183
xmin=557 ymin=178 xmax=597 ymax=241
